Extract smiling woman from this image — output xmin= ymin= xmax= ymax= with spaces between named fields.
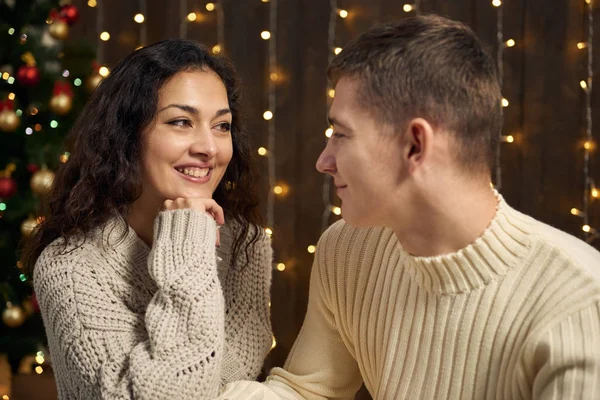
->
xmin=21 ymin=40 xmax=273 ymax=399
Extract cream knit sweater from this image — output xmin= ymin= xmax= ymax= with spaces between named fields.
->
xmin=33 ymin=209 xmax=273 ymax=399
xmin=220 ymin=196 xmax=600 ymax=399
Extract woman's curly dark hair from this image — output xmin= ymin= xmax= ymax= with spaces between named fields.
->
xmin=23 ymin=39 xmax=263 ymax=272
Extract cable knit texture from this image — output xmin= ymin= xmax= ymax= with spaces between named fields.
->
xmin=219 ymin=194 xmax=600 ymax=399
xmin=33 ymin=209 xmax=273 ymax=399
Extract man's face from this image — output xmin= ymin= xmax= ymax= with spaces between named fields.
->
xmin=316 ymin=77 xmax=408 ymax=227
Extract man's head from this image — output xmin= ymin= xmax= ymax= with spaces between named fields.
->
xmin=317 ymin=14 xmax=502 ymax=227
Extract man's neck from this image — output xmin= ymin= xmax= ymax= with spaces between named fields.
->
xmin=392 ymin=183 xmax=498 ymax=258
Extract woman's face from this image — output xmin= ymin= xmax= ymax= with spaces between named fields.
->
xmin=137 ymin=69 xmax=233 ymax=210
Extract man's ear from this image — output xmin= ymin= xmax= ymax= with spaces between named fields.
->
xmin=404 ymin=118 xmax=434 ymax=174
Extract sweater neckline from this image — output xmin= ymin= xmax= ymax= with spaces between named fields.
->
xmin=404 ymin=193 xmax=533 ymax=295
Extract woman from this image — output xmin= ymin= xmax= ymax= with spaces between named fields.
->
xmin=23 ymin=39 xmax=273 ymax=399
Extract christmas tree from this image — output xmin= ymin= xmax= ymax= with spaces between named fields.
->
xmin=0 ymin=0 xmax=97 ymax=374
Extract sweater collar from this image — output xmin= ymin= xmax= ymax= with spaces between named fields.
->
xmin=405 ymin=193 xmax=534 ymax=295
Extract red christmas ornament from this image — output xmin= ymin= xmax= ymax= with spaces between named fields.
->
xmin=0 ymin=176 xmax=17 ymax=199
xmin=59 ymin=4 xmax=79 ymax=25
xmin=26 ymin=164 xmax=39 ymax=174
xmin=16 ymin=65 xmax=40 ymax=86
xmin=52 ymin=80 xmax=74 ymax=98
xmin=31 ymin=293 xmax=40 ymax=314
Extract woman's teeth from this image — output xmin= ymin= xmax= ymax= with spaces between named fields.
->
xmin=176 ymin=167 xmax=210 ymax=178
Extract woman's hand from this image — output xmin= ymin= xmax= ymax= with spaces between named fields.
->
xmin=163 ymin=198 xmax=224 ymax=246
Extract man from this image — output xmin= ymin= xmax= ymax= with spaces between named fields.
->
xmin=220 ymin=14 xmax=600 ymax=399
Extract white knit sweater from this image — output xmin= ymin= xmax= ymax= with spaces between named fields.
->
xmin=220 ymin=195 xmax=600 ymax=399
xmin=33 ymin=209 xmax=273 ymax=399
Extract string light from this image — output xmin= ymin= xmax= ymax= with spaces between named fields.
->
xmin=578 ymin=42 xmax=588 ymax=50
xmin=265 ymin=227 xmax=273 ymax=237
xmin=206 ymin=2 xmax=215 ymax=11
xmin=328 ymin=88 xmax=335 ymax=98
xmin=338 ymin=9 xmax=348 ymax=18
xmin=493 ymin=0 xmax=512 ymax=190
xmin=138 ymin=0 xmax=147 ymax=47
xmin=100 ymin=31 xmax=110 ymax=41
xmin=307 ymin=245 xmax=316 ymax=254
xmin=578 ymin=0 xmax=597 ymax=243
xmin=98 ymin=66 xmax=110 ymax=77
xmin=258 ymin=147 xmax=268 ymax=156
xmin=403 ymin=4 xmax=414 ymax=12
xmin=187 ymin=12 xmax=198 ymax=22
xmin=321 ymin=0 xmax=340 ymax=232
xmin=261 ymin=30 xmax=271 ymax=40
xmin=571 ymin=208 xmax=585 ymax=216
xmin=264 ymin=0 xmax=279 ymax=270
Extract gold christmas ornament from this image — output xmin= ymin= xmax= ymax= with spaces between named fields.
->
xmin=0 ymin=109 xmax=20 ymax=132
xmin=49 ymin=93 xmax=72 ymax=115
xmin=20 ymin=215 xmax=39 ymax=238
xmin=48 ymin=19 xmax=69 ymax=40
xmin=30 ymin=168 xmax=55 ymax=196
xmin=85 ymin=72 xmax=103 ymax=92
xmin=2 ymin=305 xmax=25 ymax=328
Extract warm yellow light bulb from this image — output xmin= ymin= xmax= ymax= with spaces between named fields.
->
xmin=35 ymin=355 xmax=45 ymax=364
xmin=571 ymin=208 xmax=582 ymax=216
xmin=2 ymin=395 xmax=8 ymax=400
xmin=187 ymin=12 xmax=197 ymax=22
xmin=577 ymin=42 xmax=588 ymax=50
xmin=261 ymin=31 xmax=271 ymax=40
xmin=258 ymin=147 xmax=268 ymax=156
xmin=265 ymin=227 xmax=273 ymax=237
xmin=276 ymin=263 xmax=286 ymax=271
xmin=504 ymin=135 xmax=514 ymax=143
xmin=99 ymin=66 xmax=110 ymax=77
xmin=334 ymin=47 xmax=343 ymax=55
xmin=580 ymin=80 xmax=588 ymax=90
xmin=263 ymin=110 xmax=273 ymax=120
xmin=100 ymin=32 xmax=110 ymax=41
xmin=592 ymin=188 xmax=599 ymax=198
xmin=273 ymin=185 xmax=283 ymax=195
xmin=582 ymin=225 xmax=591 ymax=233
xmin=271 ymin=336 xmax=277 ymax=349
xmin=505 ymin=39 xmax=515 ymax=47
xmin=332 ymin=206 xmax=342 ymax=215
xmin=35 ymin=366 xmax=43 ymax=375
xmin=88 ymin=0 xmax=97 ymax=7
xmin=403 ymin=4 xmax=414 ymax=12
xmin=325 ymin=127 xmax=334 ymax=138
xmin=502 ymin=98 xmax=509 ymax=107
xmin=338 ymin=9 xmax=348 ymax=18
xmin=584 ymin=141 xmax=592 ymax=150
xmin=2 ymin=72 xmax=9 ymax=80
xmin=212 ymin=44 xmax=221 ymax=54
xmin=206 ymin=2 xmax=215 ymax=11
xmin=492 ymin=0 xmax=502 ymax=6
xmin=328 ymin=89 xmax=335 ymax=98
xmin=7 ymin=93 xmax=15 ymax=100
xmin=307 ymin=245 xmax=316 ymax=254
xmin=270 ymin=72 xmax=278 ymax=81
xmin=134 ymin=13 xmax=145 ymax=23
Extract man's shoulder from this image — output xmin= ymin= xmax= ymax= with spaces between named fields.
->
xmin=525 ymin=213 xmax=600 ymax=283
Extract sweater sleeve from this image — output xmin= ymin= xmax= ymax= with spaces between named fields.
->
xmin=35 ymin=209 xmax=225 ymax=399
xmin=528 ymin=300 xmax=600 ymax=399
xmin=219 ymin=225 xmax=363 ymax=400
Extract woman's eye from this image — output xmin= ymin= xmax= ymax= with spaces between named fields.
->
xmin=168 ymin=119 xmax=192 ymax=127
xmin=332 ymin=132 xmax=345 ymax=139
xmin=215 ymin=122 xmax=232 ymax=132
